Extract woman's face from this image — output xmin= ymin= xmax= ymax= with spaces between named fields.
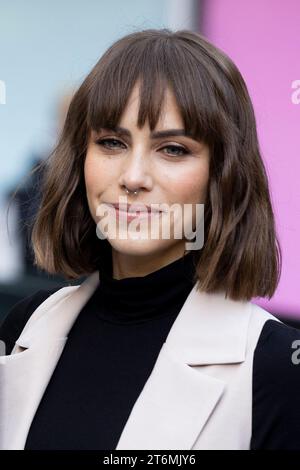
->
xmin=84 ymin=82 xmax=210 ymax=276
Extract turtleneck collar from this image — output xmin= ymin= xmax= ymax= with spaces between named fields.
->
xmin=93 ymin=247 xmax=198 ymax=324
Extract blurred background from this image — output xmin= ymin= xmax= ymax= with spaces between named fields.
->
xmin=0 ymin=0 xmax=299 ymax=327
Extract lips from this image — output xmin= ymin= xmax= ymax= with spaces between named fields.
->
xmin=109 ymin=203 xmax=162 ymax=213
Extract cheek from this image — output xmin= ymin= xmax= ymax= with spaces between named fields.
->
xmin=188 ymin=174 xmax=209 ymax=203
xmin=84 ymin=153 xmax=108 ymax=222
xmin=84 ymin=149 xmax=122 ymax=195
xmin=84 ymin=152 xmax=109 ymax=196
xmin=84 ymin=153 xmax=97 ymax=195
xmin=164 ymin=164 xmax=209 ymax=204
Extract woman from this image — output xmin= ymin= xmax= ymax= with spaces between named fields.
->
xmin=1 ymin=28 xmax=300 ymax=451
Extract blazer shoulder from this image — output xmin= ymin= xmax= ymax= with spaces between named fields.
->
xmin=0 ymin=287 xmax=62 ymax=355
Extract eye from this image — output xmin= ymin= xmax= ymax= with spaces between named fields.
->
xmin=95 ymin=139 xmax=190 ymax=157
xmin=95 ymin=138 xmax=126 ymax=149
xmin=161 ymin=145 xmax=190 ymax=157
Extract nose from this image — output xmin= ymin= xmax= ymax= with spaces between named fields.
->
xmin=118 ymin=151 xmax=152 ymax=194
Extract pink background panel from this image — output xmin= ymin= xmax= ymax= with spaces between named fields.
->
xmin=202 ymin=0 xmax=300 ymax=318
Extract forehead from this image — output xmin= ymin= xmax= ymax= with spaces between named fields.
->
xmin=119 ymin=82 xmax=184 ymax=130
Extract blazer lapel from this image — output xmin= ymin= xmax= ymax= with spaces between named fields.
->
xmin=116 ymin=286 xmax=252 ymax=450
xmin=0 ymin=271 xmax=252 ymax=450
xmin=115 ymin=341 xmax=226 ymax=450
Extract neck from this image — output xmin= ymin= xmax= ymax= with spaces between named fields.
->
xmin=111 ymin=244 xmax=188 ymax=280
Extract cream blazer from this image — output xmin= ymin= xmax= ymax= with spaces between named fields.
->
xmin=0 ymin=271 xmax=281 ymax=450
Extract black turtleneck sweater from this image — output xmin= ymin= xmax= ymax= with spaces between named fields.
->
xmin=23 ymin=250 xmax=198 ymax=450
xmin=1 ymin=250 xmax=300 ymax=450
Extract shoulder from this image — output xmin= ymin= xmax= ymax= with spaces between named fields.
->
xmin=0 ymin=287 xmax=62 ymax=355
xmin=249 ymin=302 xmax=300 ymax=371
xmin=254 ymin=318 xmax=300 ymax=381
xmin=251 ymin=318 xmax=300 ymax=449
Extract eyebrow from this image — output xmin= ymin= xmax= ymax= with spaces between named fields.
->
xmin=99 ymin=125 xmax=195 ymax=140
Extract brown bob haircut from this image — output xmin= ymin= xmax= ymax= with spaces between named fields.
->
xmin=27 ymin=28 xmax=281 ymax=301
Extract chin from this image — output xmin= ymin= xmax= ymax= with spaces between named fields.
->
xmin=107 ymin=236 xmax=175 ymax=257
